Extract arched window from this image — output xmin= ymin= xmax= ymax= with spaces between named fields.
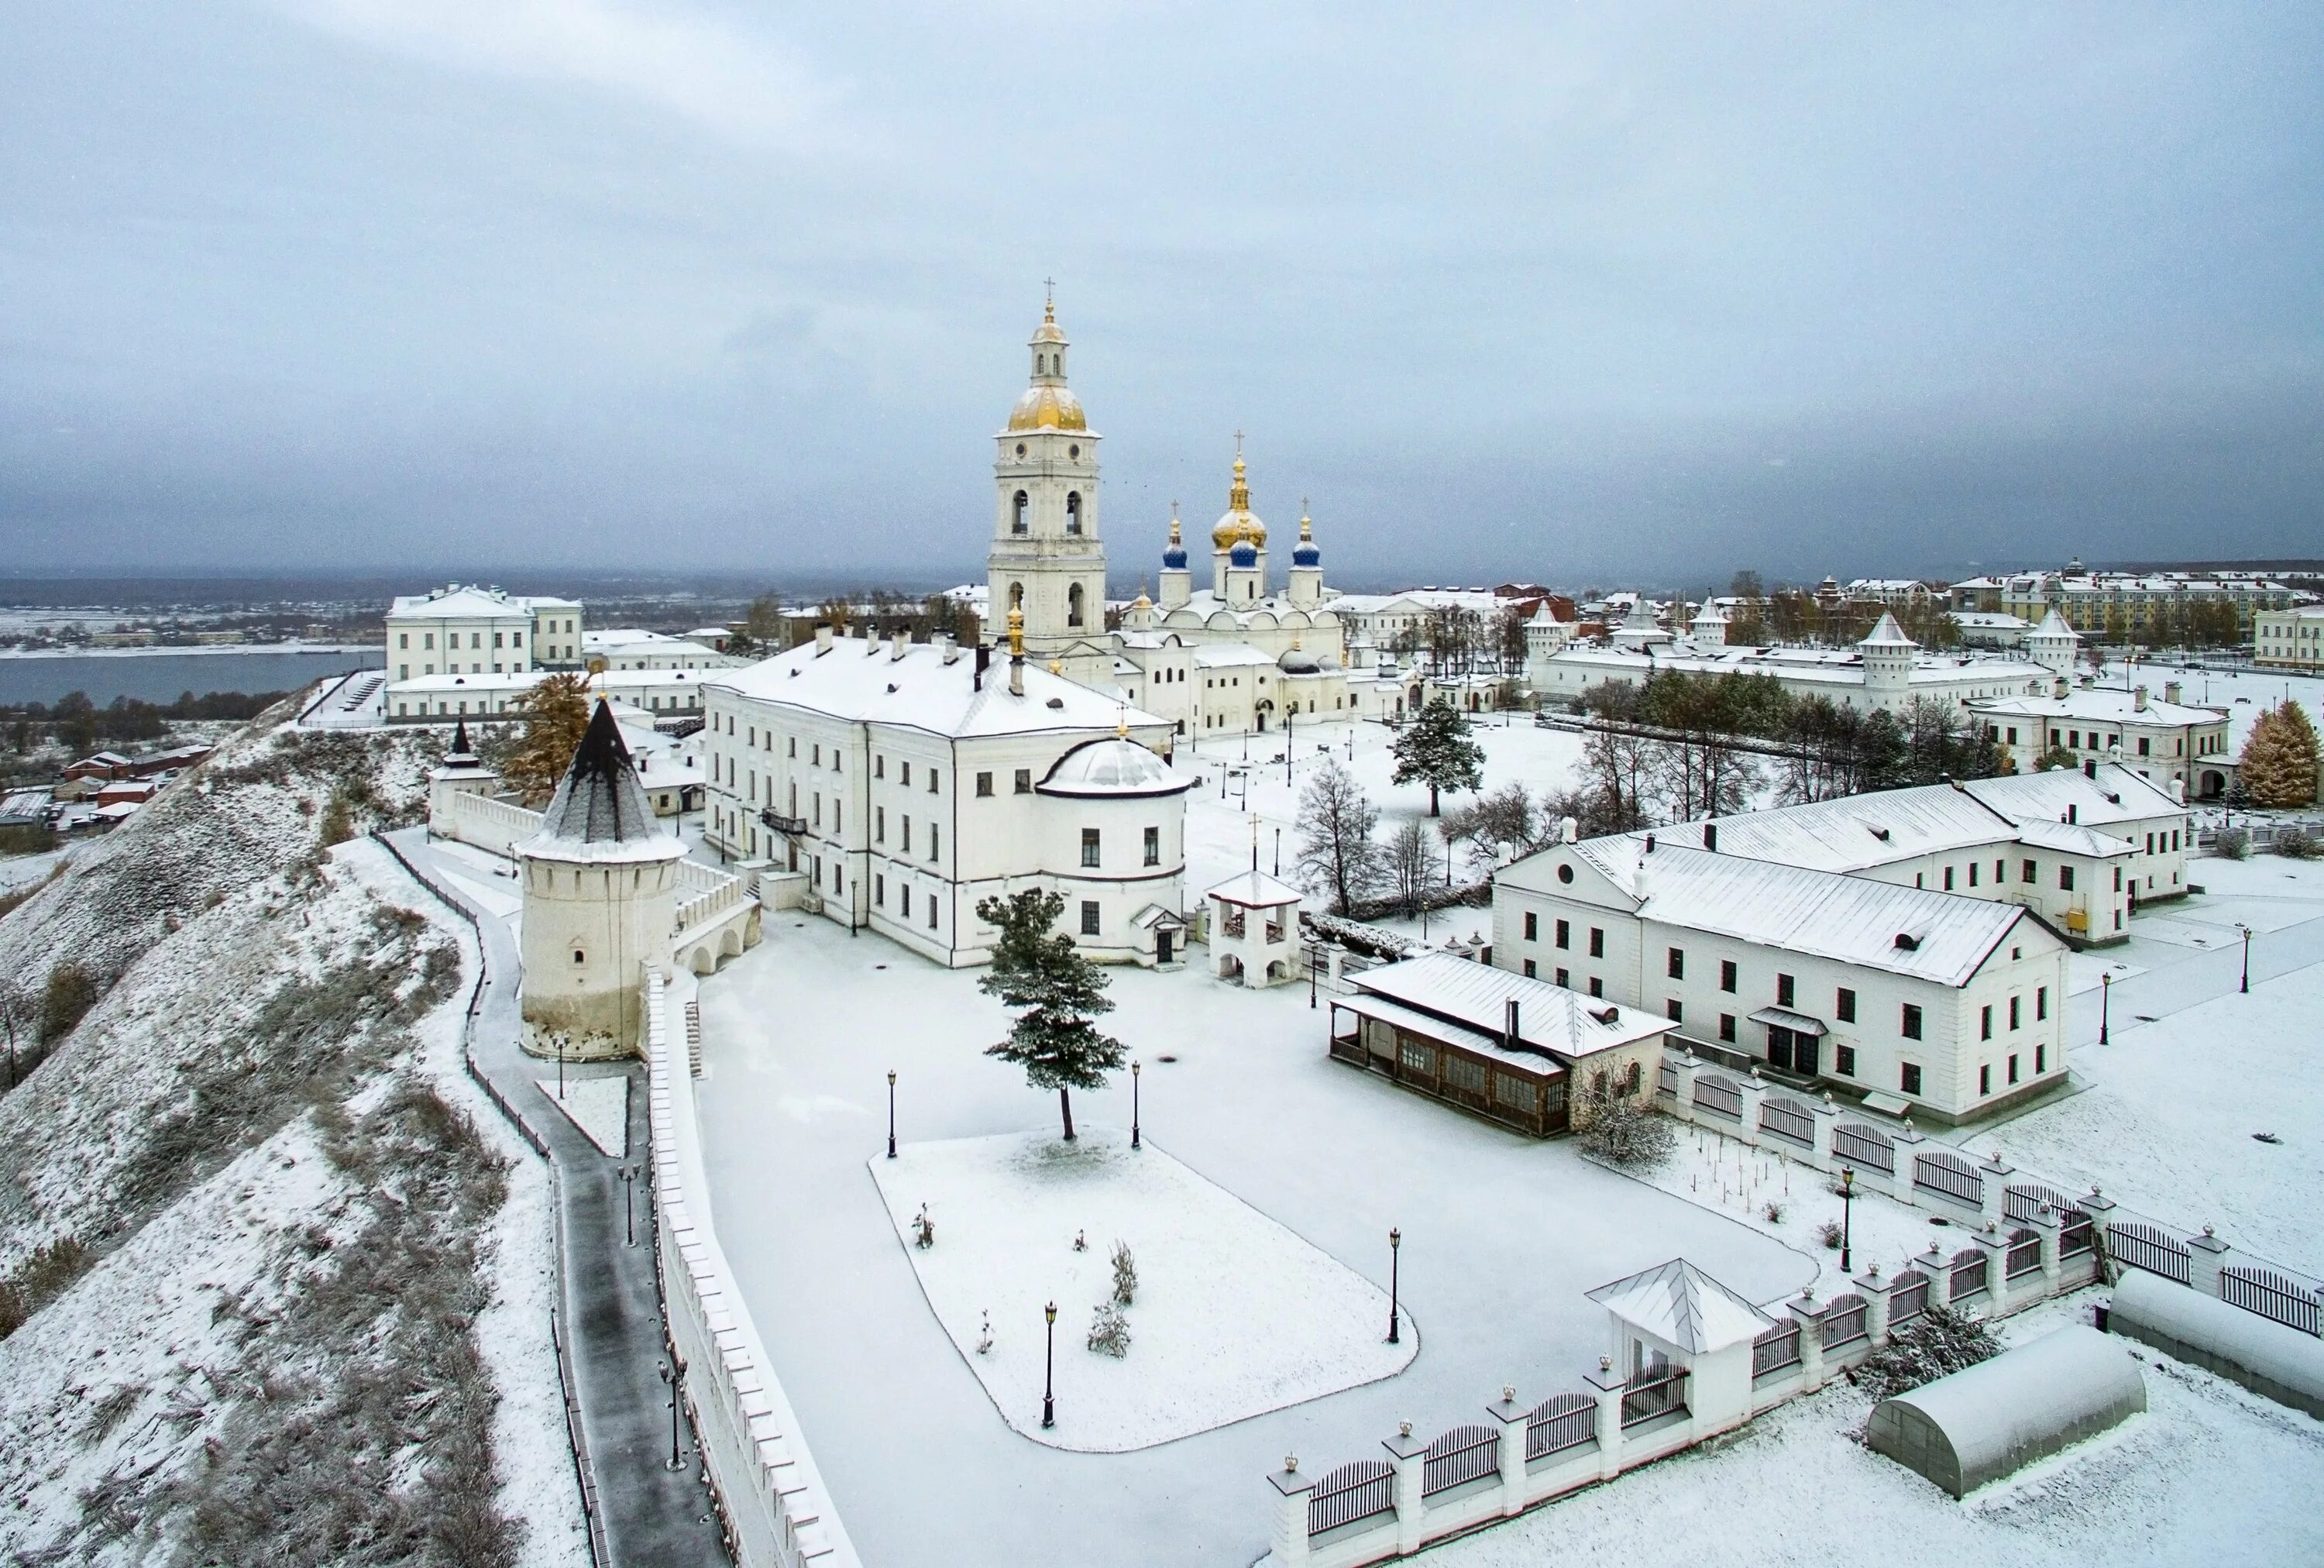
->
xmin=1065 ymin=492 xmax=1082 ymax=535
xmin=1009 ymin=582 xmax=1024 ymax=610
xmin=1012 ymin=490 xmax=1029 ymax=534
xmin=1067 ymin=583 xmax=1085 ymax=627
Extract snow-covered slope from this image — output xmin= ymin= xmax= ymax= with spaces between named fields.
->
xmin=0 ymin=705 xmax=584 ymax=1566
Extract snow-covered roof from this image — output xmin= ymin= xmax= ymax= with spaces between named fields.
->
xmin=392 ymin=667 xmax=709 ymax=693
xmin=1614 ymin=789 xmax=2019 ymax=875
xmin=1962 ymin=762 xmax=2185 ymax=829
xmin=388 ymin=584 xmax=577 ymax=619
xmin=2030 ymin=607 xmax=2078 ymax=638
xmin=1969 ymin=689 xmax=2227 ymax=727
xmin=1585 ymin=1258 xmax=1772 ymax=1353
xmin=1869 ymin=1326 xmax=2144 ymax=1498
xmin=1350 ymin=953 xmax=1671 ymax=1061
xmin=584 ymin=628 xmax=677 ymax=648
xmin=1037 ymin=737 xmax=1191 ymax=798
xmin=707 ymin=634 xmax=1168 ymax=741
xmin=1332 ymin=991 xmax=1568 ymax=1078
xmin=1954 ymin=612 xmax=2027 ymax=630
xmin=2012 ymin=818 xmax=2136 ymax=859
xmin=1541 ymin=642 xmax=2049 ymax=689
xmin=521 ymin=702 xmax=686 ymax=865
xmin=1205 ymin=868 xmax=1304 ymax=907
xmin=1858 ymin=612 xmax=1917 ymax=648
xmin=1193 ymin=644 xmax=1285 ymax=669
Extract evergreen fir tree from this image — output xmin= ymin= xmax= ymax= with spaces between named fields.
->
xmin=975 ymin=888 xmax=1124 ymax=1141
xmin=2241 ymin=703 xmax=2319 ymax=808
xmin=1391 ymin=698 xmax=1486 ymax=816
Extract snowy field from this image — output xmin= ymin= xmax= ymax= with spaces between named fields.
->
xmin=1422 ymin=1295 xmax=2324 ymax=1568
xmin=535 ymin=1075 xmax=627 ymax=1157
xmin=869 ymin=1128 xmax=1413 ymax=1452
xmin=692 ymin=913 xmax=1807 ymax=1568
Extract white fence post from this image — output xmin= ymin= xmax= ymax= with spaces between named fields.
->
xmin=1788 ymin=1296 xmax=1827 ymax=1392
xmin=1267 ymin=1459 xmax=1312 ymax=1566
xmin=2187 ymin=1226 xmax=2231 ymax=1298
xmin=1384 ymin=1424 xmax=1428 ymax=1556
xmin=1585 ymin=1364 xmax=1625 ymax=1481
xmin=1488 ymin=1388 xmax=1527 ymax=1518
xmin=1858 ymin=1264 xmax=1894 ymax=1349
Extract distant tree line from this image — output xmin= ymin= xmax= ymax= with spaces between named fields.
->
xmin=3 ymin=690 xmax=290 ymax=755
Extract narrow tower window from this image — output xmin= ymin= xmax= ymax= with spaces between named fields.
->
xmin=1065 ymin=492 xmax=1082 ymax=535
xmin=1012 ymin=490 xmax=1029 ymax=534
xmin=1067 ymin=583 xmax=1085 ymax=627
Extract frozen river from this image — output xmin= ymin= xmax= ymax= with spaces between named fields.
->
xmin=0 ymin=647 xmax=380 ymax=704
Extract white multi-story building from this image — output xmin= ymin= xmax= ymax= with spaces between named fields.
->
xmin=2254 ymin=605 xmax=2324 ymax=671
xmin=582 ymin=630 xmax=745 ymax=672
xmin=387 ymin=666 xmax=713 ymax=723
xmin=1948 ymin=567 xmax=2302 ymax=638
xmin=1491 ymin=836 xmax=2071 ymax=1125
xmin=385 ymin=584 xmax=583 ymax=681
xmin=1968 ymin=681 xmax=2234 ymax=799
xmin=698 ymin=617 xmax=1194 ymax=968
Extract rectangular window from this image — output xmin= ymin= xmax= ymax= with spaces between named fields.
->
xmin=1720 ymin=960 xmax=1738 ymax=993
xmin=1995 ymin=859 xmax=2005 ymax=884
xmin=2036 ymin=985 xmax=2048 ymax=1020
xmin=1587 ymin=976 xmax=1603 ymax=998
xmin=1522 ymin=959 xmax=1537 ymax=978
xmin=875 ymin=755 xmax=885 ymax=779
xmin=875 ymin=806 xmax=885 ymax=842
xmin=2008 ymin=1054 xmax=2020 ymax=1085
xmin=930 ymin=768 xmax=940 ymax=794
xmin=1834 ymin=1044 xmax=1856 ymax=1077
xmin=397 ymin=632 xmax=408 ymax=648
xmin=1968 ymin=862 xmax=1978 ymax=888
xmin=1143 ymin=826 xmax=1160 ymax=865
xmin=1901 ymin=1062 xmax=1923 ymax=1095
xmin=929 ymin=897 xmax=939 ymax=930
xmin=2036 ymin=1044 xmax=2047 ymax=1073
xmin=1902 ymin=1002 xmax=1923 ymax=1040
xmin=1080 ymin=900 xmax=1101 ymax=936
xmin=2009 ymin=995 xmax=2020 ymax=1030
xmin=1442 ymin=1054 xmax=1486 ymax=1093
xmin=901 ymin=817 xmax=912 ymax=854
xmin=1555 ymin=919 xmax=1570 ymax=950
xmin=930 ymin=826 xmax=940 ymax=860
xmin=875 ymin=874 xmax=885 ymax=906
xmin=813 ymin=744 xmax=821 ymax=766
xmin=899 ymin=886 xmax=911 ymax=918
xmin=1588 ymin=927 xmax=1604 ymax=959
xmin=1980 ymin=1004 xmax=1992 ymax=1040
xmin=789 ymin=737 xmax=797 ymax=757
xmin=1554 ymin=968 xmax=1569 ymax=989
xmin=976 ymin=771 xmax=993 ymax=797
xmin=2059 ymin=865 xmax=2075 ymax=891
xmin=1719 ymin=1013 xmax=1737 ymax=1043
xmin=1399 ymin=1039 xmax=1434 ymax=1075
xmin=1776 ymin=973 xmax=1795 ymax=1008
xmin=1666 ymin=999 xmax=1682 ymax=1023
xmin=1081 ymin=828 xmax=1101 ymax=867
xmin=1014 ymin=769 xmax=1032 ymax=794
xmin=1523 ymin=912 xmax=1538 ymax=941
xmin=900 ymin=762 xmax=912 ymax=786
xmin=2021 ymin=859 xmax=2037 ymax=883
xmin=1944 ymin=866 xmax=1954 ymax=891
xmin=1836 ymin=987 xmax=1856 ymax=1023
xmin=1666 ymin=947 xmax=1684 ymax=980
xmin=1979 ymin=1064 xmax=1992 ymax=1096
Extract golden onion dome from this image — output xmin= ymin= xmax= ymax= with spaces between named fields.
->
xmin=1211 ymin=452 xmax=1266 ymax=548
xmin=1007 ymin=383 xmax=1087 ymax=432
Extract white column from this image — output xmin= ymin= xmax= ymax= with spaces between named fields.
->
xmin=2187 ymin=1225 xmax=2231 ymax=1298
xmin=1585 ymin=1364 xmax=1626 ymax=1481
xmin=1488 ymin=1388 xmax=1527 ymax=1518
xmin=1267 ymin=1459 xmax=1313 ymax=1566
xmin=1384 ymin=1424 xmax=1428 ymax=1556
xmin=1789 ymin=1296 xmax=1827 ymax=1393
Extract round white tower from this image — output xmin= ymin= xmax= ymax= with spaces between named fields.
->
xmin=517 ymin=702 xmax=687 ymax=1061
xmin=2026 ymin=606 xmax=2081 ymax=676
xmin=1858 ymin=611 xmax=1918 ymax=710
xmin=986 ymin=291 xmax=1106 ymax=656
xmin=1690 ymin=600 xmax=1729 ymax=648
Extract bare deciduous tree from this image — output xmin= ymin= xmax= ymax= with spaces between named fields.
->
xmin=1295 ymin=758 xmax=1381 ymax=914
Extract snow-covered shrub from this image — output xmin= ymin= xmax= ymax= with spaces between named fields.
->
xmin=1087 ymin=1300 xmax=1132 ymax=1357
xmin=1110 ymin=1240 xmax=1137 ymax=1305
xmin=1846 ymin=1304 xmax=1997 ymax=1401
xmin=0 ymin=1236 xmax=89 ymax=1339
xmin=1817 ymin=1219 xmax=1845 ymax=1250
xmin=1762 ymin=1201 xmax=1786 ymax=1224
xmin=2274 ymin=826 xmax=2319 ymax=860
xmin=913 ymin=1205 xmax=935 ymax=1249
xmin=36 ymin=962 xmax=98 ymax=1047
xmin=1577 ymin=1085 xmax=1675 ymax=1167
xmin=2215 ymin=826 xmax=2250 ymax=860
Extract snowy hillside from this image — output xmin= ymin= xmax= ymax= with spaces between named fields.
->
xmin=0 ymin=704 xmax=584 ymax=1566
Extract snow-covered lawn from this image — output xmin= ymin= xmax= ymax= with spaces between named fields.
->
xmin=1600 ymin=1123 xmax=1963 ymax=1297
xmin=535 ymin=1074 xmax=627 ymax=1157
xmin=871 ymin=1126 xmax=1413 ymax=1452
xmin=1421 ymin=1295 xmax=2324 ymax=1568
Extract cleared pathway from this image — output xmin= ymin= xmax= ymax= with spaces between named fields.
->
xmin=378 ymin=827 xmax=724 ymax=1567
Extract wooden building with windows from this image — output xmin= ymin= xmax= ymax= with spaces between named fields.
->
xmin=1328 ymin=953 xmax=1674 ymax=1137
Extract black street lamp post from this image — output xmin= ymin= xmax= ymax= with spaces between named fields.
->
xmin=886 ymin=1069 xmax=898 ymax=1159
xmin=658 ymin=1360 xmax=686 ymax=1470
xmin=1131 ymin=1060 xmax=1142 ymax=1150
xmin=1839 ymin=1167 xmax=1856 ymax=1273
xmin=2241 ymin=925 xmax=2252 ymax=993
xmin=1042 ymin=1302 xmax=1058 ymax=1429
xmin=2099 ymin=972 xmax=2111 ymax=1044
xmin=621 ymin=1164 xmax=637 ymax=1246
xmin=1387 ymin=1228 xmax=1403 ymax=1345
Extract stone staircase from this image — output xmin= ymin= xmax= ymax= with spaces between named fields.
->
xmin=685 ymin=1000 xmax=703 ymax=1078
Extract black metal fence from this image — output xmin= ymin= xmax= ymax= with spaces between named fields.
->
xmin=1422 ymin=1425 xmax=1502 ymax=1497
xmin=1693 ymin=1073 xmax=1742 ymax=1120
xmin=2222 ymin=1266 xmax=2322 ymax=1336
xmin=1913 ymin=1149 xmax=1983 ymax=1207
xmin=1752 ymin=1320 xmax=1802 ymax=1377
xmin=1758 ymin=1094 xmax=1814 ymax=1147
xmin=1525 ymin=1393 xmax=1597 ymax=1460
xmin=2109 ymin=1219 xmax=2192 ymax=1284
xmin=2006 ymin=1229 xmax=2044 ymax=1280
xmin=1308 ymin=1459 xmax=1395 ymax=1536
xmin=1620 ymin=1370 xmax=1688 ymax=1428
xmin=1889 ymin=1269 xmax=1929 ymax=1324
xmin=1821 ymin=1293 xmax=1868 ymax=1349
xmin=1832 ymin=1121 xmax=1894 ymax=1174
xmin=1949 ymin=1247 xmax=1989 ymax=1302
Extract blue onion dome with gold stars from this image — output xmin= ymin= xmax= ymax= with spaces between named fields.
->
xmin=1291 ymin=504 xmax=1321 ymax=567
xmin=1161 ymin=506 xmax=1188 ymax=569
xmin=1230 ymin=541 xmax=1259 ymax=568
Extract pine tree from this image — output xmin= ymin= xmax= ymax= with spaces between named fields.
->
xmin=2240 ymin=703 xmax=2319 ymax=808
xmin=497 ymin=674 xmax=593 ymax=806
xmin=975 ymin=888 xmax=1124 ymax=1142
xmin=1391 ymin=698 xmax=1486 ymax=816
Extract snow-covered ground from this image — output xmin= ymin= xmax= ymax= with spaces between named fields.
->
xmin=693 ymin=912 xmax=1808 ymax=1568
xmin=535 ymin=1074 xmax=627 ymax=1158
xmin=1422 ymin=1295 xmax=2324 ymax=1568
xmin=870 ymin=1127 xmax=1413 ymax=1452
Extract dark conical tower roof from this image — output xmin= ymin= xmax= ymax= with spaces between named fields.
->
xmin=534 ymin=700 xmax=665 ymax=849
xmin=446 ymin=720 xmax=476 ymax=762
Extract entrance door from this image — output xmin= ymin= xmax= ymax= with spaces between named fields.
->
xmin=1157 ymin=930 xmax=1174 ymax=965
xmin=1793 ymin=1033 xmax=1820 ymax=1077
xmin=1767 ymin=1026 xmax=1794 ymax=1071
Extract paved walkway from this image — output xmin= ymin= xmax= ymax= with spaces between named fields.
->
xmin=379 ymin=827 xmax=724 ymax=1567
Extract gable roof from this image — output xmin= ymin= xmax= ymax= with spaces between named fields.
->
xmin=1351 ymin=953 xmax=1669 ymax=1061
xmin=1586 ymin=1259 xmax=1772 ymax=1353
xmin=708 ymin=635 xmax=1167 ymax=740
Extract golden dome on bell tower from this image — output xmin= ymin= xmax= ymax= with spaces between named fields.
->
xmin=1008 ymin=283 xmax=1086 ymax=432
xmin=1210 ymin=438 xmax=1266 ymax=549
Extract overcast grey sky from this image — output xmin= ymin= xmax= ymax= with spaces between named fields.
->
xmin=4 ymin=2 xmax=2319 ymax=588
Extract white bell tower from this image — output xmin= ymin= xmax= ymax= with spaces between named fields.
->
xmin=987 ymin=287 xmax=1107 ymax=658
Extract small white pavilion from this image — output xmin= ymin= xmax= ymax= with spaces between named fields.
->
xmin=1204 ymin=868 xmax=1304 ymax=988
